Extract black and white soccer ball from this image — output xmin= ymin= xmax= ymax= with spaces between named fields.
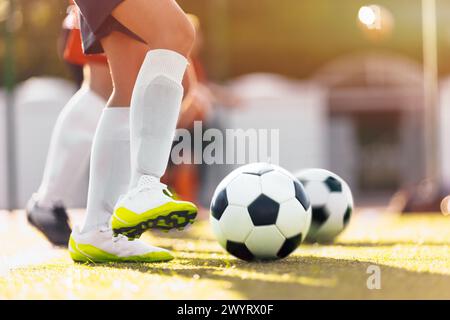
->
xmin=295 ymin=168 xmax=353 ymax=243
xmin=210 ymin=163 xmax=311 ymax=261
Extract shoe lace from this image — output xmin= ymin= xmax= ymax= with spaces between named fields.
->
xmin=128 ymin=175 xmax=173 ymax=199
xmin=99 ymin=226 xmax=131 ymax=243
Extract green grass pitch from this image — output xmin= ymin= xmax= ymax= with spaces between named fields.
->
xmin=0 ymin=210 xmax=449 ymax=299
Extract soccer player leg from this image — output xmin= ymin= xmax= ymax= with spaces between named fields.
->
xmin=112 ymin=50 xmax=198 ymax=238
xmin=69 ymin=107 xmax=173 ymax=263
xmin=27 ymin=85 xmax=105 ymax=246
xmin=108 ymin=3 xmax=198 ymax=238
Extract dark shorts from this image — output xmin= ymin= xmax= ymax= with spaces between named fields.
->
xmin=74 ymin=0 xmax=144 ymax=54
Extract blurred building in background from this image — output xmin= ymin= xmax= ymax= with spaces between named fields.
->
xmin=315 ymin=52 xmax=426 ymax=200
xmin=0 ymin=78 xmax=80 ymax=208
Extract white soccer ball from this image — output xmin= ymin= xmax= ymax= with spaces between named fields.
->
xmin=295 ymin=168 xmax=354 ymax=243
xmin=440 ymin=196 xmax=450 ymax=216
xmin=210 ymin=163 xmax=311 ymax=261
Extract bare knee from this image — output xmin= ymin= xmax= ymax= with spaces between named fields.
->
xmin=111 ymin=0 xmax=196 ymax=56
xmin=101 ymin=33 xmax=149 ymax=106
xmin=147 ymin=13 xmax=196 ymax=56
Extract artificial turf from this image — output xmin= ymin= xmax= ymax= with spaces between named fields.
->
xmin=0 ymin=210 xmax=449 ymax=299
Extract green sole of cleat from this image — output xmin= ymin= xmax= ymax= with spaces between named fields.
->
xmin=112 ymin=207 xmax=197 ymax=239
xmin=69 ymin=237 xmax=174 ymax=263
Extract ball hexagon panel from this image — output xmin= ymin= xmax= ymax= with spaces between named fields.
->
xmin=211 ymin=170 xmax=240 ymax=202
xmin=210 ymin=216 xmax=227 ymax=248
xmin=248 ymin=194 xmax=280 ymax=226
xmin=226 ymin=173 xmax=262 ymax=207
xmin=210 ymin=187 xmax=228 ymax=220
xmin=260 ymin=170 xmax=296 ymax=203
xmin=226 ymin=241 xmax=254 ymax=261
xmin=219 ymin=205 xmax=254 ymax=243
xmin=303 ymin=180 xmax=330 ymax=207
xmin=277 ymin=233 xmax=303 ymax=258
xmin=210 ymin=163 xmax=264 ymax=206
xmin=325 ymin=192 xmax=349 ymax=221
xmin=245 ymin=225 xmax=285 ymax=260
xmin=274 ymin=165 xmax=299 ymax=181
xmin=276 ymin=198 xmax=310 ymax=239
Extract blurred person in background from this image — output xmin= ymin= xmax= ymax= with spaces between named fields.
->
xmin=26 ymin=1 xmax=112 ymax=247
xmin=388 ymin=179 xmax=450 ymax=213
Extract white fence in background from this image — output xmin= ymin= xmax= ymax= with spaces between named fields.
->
xmin=0 ymin=91 xmax=8 ymax=209
xmin=440 ymin=77 xmax=450 ymax=188
xmin=227 ymin=73 xmax=328 ymax=172
xmin=0 ymin=77 xmax=79 ymax=209
xmin=199 ymin=74 xmax=328 ymax=206
xmin=0 ymin=74 xmax=327 ymax=210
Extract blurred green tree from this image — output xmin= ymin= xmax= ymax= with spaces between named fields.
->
xmin=0 ymin=0 xmax=69 ymax=86
xmin=2 ymin=0 xmax=450 ymax=85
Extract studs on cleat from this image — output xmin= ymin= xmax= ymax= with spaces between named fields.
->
xmin=112 ymin=208 xmax=197 ymax=237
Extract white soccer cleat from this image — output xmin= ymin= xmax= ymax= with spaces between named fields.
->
xmin=111 ymin=175 xmax=197 ymax=239
xmin=68 ymin=225 xmax=174 ymax=263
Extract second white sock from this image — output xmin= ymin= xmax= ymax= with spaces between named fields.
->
xmin=37 ymin=86 xmax=105 ymax=208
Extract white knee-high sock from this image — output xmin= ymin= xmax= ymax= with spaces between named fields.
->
xmin=81 ymin=107 xmax=130 ymax=233
xmin=129 ymin=49 xmax=188 ymax=188
xmin=37 ymin=86 xmax=105 ymax=208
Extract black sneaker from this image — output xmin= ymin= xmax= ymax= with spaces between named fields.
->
xmin=26 ymin=194 xmax=72 ymax=247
